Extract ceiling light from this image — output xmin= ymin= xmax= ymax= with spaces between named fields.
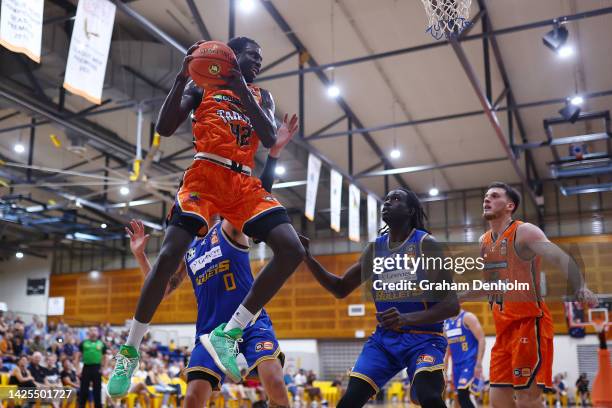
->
xmin=14 ymin=143 xmax=25 ymax=154
xmin=327 ymin=85 xmax=340 ymax=98
xmin=429 ymin=187 xmax=439 ymax=197
xmin=120 ymin=186 xmax=130 ymax=196
xmin=89 ymin=270 xmax=100 ymax=279
xmin=570 ymin=95 xmax=584 ymax=106
xmin=100 ymin=223 xmax=107 ymax=229
xmin=239 ymin=0 xmax=255 ymax=13
xmin=274 ymin=165 xmax=286 ymax=175
xmin=557 ymin=45 xmax=574 ymax=58
xmin=390 ymin=149 xmax=401 ymax=159
xmin=15 ymin=252 xmax=24 ymax=259
xmin=543 ymin=24 xmax=569 ymax=52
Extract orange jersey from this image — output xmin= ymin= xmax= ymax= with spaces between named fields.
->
xmin=481 ymin=220 xmax=553 ymax=337
xmin=192 ymin=85 xmax=263 ymax=169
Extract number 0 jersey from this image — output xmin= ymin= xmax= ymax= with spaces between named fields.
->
xmin=184 ymin=221 xmax=269 ymax=336
xmin=192 ymin=85 xmax=263 ymax=169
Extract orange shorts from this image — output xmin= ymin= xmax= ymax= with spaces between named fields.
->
xmin=490 ymin=317 xmax=553 ymax=390
xmin=169 ymin=159 xmax=287 ymax=238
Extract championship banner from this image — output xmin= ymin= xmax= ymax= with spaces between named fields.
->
xmin=348 ymin=184 xmax=361 ymax=242
xmin=63 ymin=0 xmax=116 ymax=104
xmin=330 ymin=169 xmax=342 ymax=232
xmin=304 ymin=154 xmax=322 ymax=221
xmin=367 ymin=194 xmax=378 ymax=241
xmin=0 ymin=0 xmax=44 ymax=63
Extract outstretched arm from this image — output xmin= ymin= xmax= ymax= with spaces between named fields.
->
xmin=516 ymin=223 xmax=598 ymax=307
xmin=155 ymin=41 xmax=204 ymax=136
xmin=259 ymin=113 xmax=298 ymax=192
xmin=299 ymin=235 xmax=371 ymax=298
xmin=126 ymin=220 xmax=187 ymax=298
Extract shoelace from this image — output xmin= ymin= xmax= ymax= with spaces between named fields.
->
xmin=113 ymin=354 xmax=132 ymax=377
xmin=225 ymin=335 xmax=243 ymax=359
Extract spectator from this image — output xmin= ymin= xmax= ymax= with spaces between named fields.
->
xmin=29 ymin=334 xmax=46 ymax=354
xmin=13 ymin=335 xmax=24 ymax=356
xmin=1 ymin=331 xmax=16 ymax=363
xmin=28 ymin=351 xmax=48 ymax=387
xmin=147 ymin=363 xmax=179 ymax=407
xmin=61 ymin=358 xmax=80 ymax=390
xmin=45 ymin=353 xmax=62 ymax=386
xmin=304 ymin=370 xmax=324 ymax=406
xmin=9 ymin=355 xmax=37 ymax=389
xmin=576 ymin=373 xmax=590 ymax=406
xmin=78 ymin=326 xmax=106 ymax=408
xmin=284 ymin=368 xmax=298 ymax=401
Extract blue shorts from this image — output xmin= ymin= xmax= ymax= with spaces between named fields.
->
xmin=185 ymin=316 xmax=283 ymax=389
xmin=452 ymin=360 xmax=476 ymax=390
xmin=350 ymin=328 xmax=447 ymax=403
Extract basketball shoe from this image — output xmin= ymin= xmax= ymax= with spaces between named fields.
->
xmin=200 ymin=323 xmax=243 ymax=382
xmin=107 ymin=345 xmax=139 ymax=397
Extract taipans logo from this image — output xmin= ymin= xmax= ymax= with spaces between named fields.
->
xmin=255 ymin=341 xmax=274 ymax=352
xmin=208 ymin=63 xmax=221 ymax=75
xmin=416 ymin=354 xmax=435 ymax=364
xmin=189 ymin=246 xmax=222 ymax=274
xmin=514 ymin=367 xmax=532 ymax=377
xmin=189 ymin=192 xmax=200 ymax=201
xmin=187 ymin=247 xmax=197 ymax=261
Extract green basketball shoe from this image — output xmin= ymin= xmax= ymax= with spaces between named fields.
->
xmin=200 ymin=323 xmax=243 ymax=382
xmin=106 ymin=345 xmax=139 ymax=398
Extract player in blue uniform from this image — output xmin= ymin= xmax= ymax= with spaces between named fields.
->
xmin=444 ymin=309 xmax=485 ymax=408
xmin=123 ymin=115 xmax=298 ymax=408
xmin=300 ymin=187 xmax=460 ymax=407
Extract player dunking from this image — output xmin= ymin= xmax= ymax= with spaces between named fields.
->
xmin=107 ymin=37 xmax=306 ymax=396
xmin=479 ymin=182 xmax=597 ymax=407
xmin=444 ymin=309 xmax=485 ymax=408
xmin=119 ymin=115 xmax=297 ymax=407
xmin=300 ymin=188 xmax=459 ymax=407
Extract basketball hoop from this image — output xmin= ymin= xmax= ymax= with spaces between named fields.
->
xmin=421 ymin=0 xmax=473 ymax=40
xmin=590 ymin=308 xmax=609 ymax=333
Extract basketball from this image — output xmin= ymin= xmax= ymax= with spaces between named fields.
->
xmin=188 ymin=41 xmax=237 ymax=88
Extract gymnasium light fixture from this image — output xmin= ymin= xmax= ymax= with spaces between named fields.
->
xmin=274 ymin=165 xmax=286 ymax=175
xmin=89 ymin=270 xmax=100 ymax=279
xmin=15 ymin=252 xmax=24 ymax=259
xmin=13 ymin=143 xmax=25 ymax=154
xmin=327 ymin=84 xmax=340 ymax=98
xmin=543 ymin=23 xmax=569 ymax=52
xmin=559 ymin=100 xmax=581 ymax=123
xmin=100 ymin=223 xmax=107 ymax=229
xmin=570 ymin=95 xmax=584 ymax=106
xmin=120 ymin=186 xmax=130 ymax=196
xmin=390 ymin=149 xmax=401 ymax=159
xmin=558 ymin=45 xmax=574 ymax=58
xmin=239 ymin=0 xmax=255 ymax=13
xmin=429 ymin=187 xmax=439 ymax=197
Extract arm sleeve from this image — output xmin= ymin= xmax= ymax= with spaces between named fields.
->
xmin=259 ymin=156 xmax=278 ymax=193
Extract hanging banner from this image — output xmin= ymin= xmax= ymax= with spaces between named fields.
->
xmin=63 ymin=0 xmax=116 ymax=104
xmin=367 ymin=194 xmax=378 ymax=241
xmin=348 ymin=184 xmax=361 ymax=242
xmin=330 ymin=169 xmax=342 ymax=232
xmin=304 ymin=154 xmax=322 ymax=221
xmin=0 ymin=0 xmax=44 ymax=63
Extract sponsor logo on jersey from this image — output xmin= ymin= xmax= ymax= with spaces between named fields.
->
xmin=255 ymin=341 xmax=274 ymax=352
xmin=190 ymin=246 xmax=222 ymax=274
xmin=519 ymin=337 xmax=529 ymax=344
xmin=459 ymin=378 xmax=467 ymax=384
xmin=189 ymin=192 xmax=200 ymax=201
xmin=500 ymin=238 xmax=508 ymax=256
xmin=195 ymin=260 xmax=230 ymax=286
xmin=216 ymin=109 xmax=251 ymax=125
xmin=416 ymin=354 xmax=435 ymax=364
xmin=187 ymin=247 xmax=197 ymax=261
xmin=521 ymin=368 xmax=532 ymax=377
xmin=446 ymin=328 xmax=463 ymax=337
xmin=213 ymin=94 xmax=241 ymax=106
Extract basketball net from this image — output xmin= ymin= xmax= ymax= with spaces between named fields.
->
xmin=421 ymin=0 xmax=473 ymax=40
xmin=590 ymin=309 xmax=609 ymax=333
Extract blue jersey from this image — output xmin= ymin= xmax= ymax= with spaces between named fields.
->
xmin=444 ymin=310 xmax=478 ymax=365
xmin=185 ymin=222 xmax=269 ymax=336
xmin=372 ymin=230 xmax=442 ymax=333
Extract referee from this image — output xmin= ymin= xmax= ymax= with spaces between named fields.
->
xmin=78 ymin=327 xmax=107 ymax=408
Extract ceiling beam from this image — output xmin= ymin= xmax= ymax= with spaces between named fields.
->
xmin=255 ymin=6 xmax=612 ymax=82
xmin=261 ymin=1 xmax=408 ymax=191
xmin=184 ymin=0 xmax=212 ymax=40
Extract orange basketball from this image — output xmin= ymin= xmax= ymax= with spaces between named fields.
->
xmin=188 ymin=41 xmax=237 ymax=88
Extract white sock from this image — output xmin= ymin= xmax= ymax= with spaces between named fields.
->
xmin=126 ymin=318 xmax=149 ymax=349
xmin=224 ymin=304 xmax=255 ymax=331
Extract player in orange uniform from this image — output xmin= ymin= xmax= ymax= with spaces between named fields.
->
xmin=479 ymin=182 xmax=597 ymax=407
xmin=107 ymin=37 xmax=306 ymax=397
xmin=592 ymin=328 xmax=612 ymax=407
